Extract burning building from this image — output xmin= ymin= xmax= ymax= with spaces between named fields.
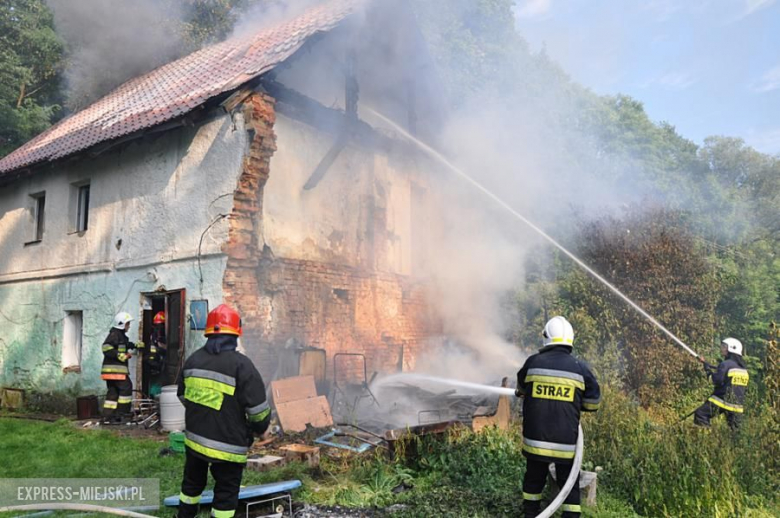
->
xmin=0 ymin=0 xmax=451 ymax=400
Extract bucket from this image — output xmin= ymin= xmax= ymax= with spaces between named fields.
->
xmin=159 ymin=385 xmax=186 ymax=431
xmin=76 ymin=395 xmax=99 ymax=419
xmin=169 ymin=431 xmax=185 ymax=453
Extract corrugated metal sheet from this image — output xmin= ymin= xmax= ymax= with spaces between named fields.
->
xmin=0 ymin=0 xmax=363 ymax=177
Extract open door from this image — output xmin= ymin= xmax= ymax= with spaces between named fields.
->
xmin=140 ymin=289 xmax=186 ymax=396
xmin=166 ymin=290 xmax=185 ymax=385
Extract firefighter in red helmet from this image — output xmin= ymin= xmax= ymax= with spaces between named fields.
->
xmin=144 ymin=311 xmax=168 ymax=396
xmin=176 ymin=304 xmax=270 ymax=518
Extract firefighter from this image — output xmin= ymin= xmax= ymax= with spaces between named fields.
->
xmin=694 ymin=337 xmax=748 ymax=429
xmin=101 ymin=311 xmax=139 ymax=422
xmin=177 ymin=304 xmax=271 ymax=518
xmin=144 ymin=311 xmax=168 ymax=396
xmin=515 ymin=316 xmax=600 ymax=518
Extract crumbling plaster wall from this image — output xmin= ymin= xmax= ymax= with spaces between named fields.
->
xmin=0 ymin=114 xmax=248 ymax=395
xmin=263 ymin=116 xmax=414 ymax=274
xmin=224 ymin=95 xmax=440 ymax=381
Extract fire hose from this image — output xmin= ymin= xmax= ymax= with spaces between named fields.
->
xmin=536 ymin=424 xmax=584 ymax=518
xmin=0 ymin=504 xmax=157 ymax=517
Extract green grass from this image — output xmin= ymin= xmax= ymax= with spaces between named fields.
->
xmin=1 ymin=416 xmax=776 ymax=517
xmin=0 ymin=418 xmax=182 ymax=516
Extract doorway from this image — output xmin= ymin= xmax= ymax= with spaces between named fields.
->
xmin=140 ymin=289 xmax=185 ymax=396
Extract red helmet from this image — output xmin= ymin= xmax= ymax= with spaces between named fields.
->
xmin=153 ymin=311 xmax=166 ymax=325
xmin=205 ymin=304 xmax=242 ymax=336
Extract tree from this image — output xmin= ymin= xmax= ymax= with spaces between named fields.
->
xmin=0 ymin=0 xmax=64 ymax=157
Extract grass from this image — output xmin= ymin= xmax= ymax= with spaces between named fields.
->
xmin=1 ymin=415 xmax=777 ymax=517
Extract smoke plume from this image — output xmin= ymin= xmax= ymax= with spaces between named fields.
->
xmin=47 ymin=0 xmax=188 ymax=110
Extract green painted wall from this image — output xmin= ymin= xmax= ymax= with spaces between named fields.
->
xmin=0 ymin=256 xmax=226 ymax=397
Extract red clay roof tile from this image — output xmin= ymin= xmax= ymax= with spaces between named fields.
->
xmin=0 ymin=0 xmax=362 ymax=177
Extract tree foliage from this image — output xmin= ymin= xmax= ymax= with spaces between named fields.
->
xmin=0 ymin=0 xmax=64 ymax=157
xmin=412 ymin=0 xmax=778 ymax=410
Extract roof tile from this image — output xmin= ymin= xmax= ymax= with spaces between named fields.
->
xmin=0 ymin=0 xmax=362 ymax=176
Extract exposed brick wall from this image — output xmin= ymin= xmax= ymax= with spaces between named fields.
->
xmin=251 ymin=257 xmax=441 ymax=382
xmin=224 ymin=92 xmax=440 ymax=383
xmin=223 ymin=93 xmax=277 ymax=336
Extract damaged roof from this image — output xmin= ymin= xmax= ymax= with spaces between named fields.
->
xmin=0 ymin=0 xmax=364 ymax=178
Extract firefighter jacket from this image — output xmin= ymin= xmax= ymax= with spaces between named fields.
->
xmin=708 ymin=355 xmax=748 ymax=414
xmin=144 ymin=329 xmax=166 ymax=374
xmin=101 ymin=328 xmax=135 ymax=380
xmin=516 ymin=345 xmax=600 ymax=464
xmin=177 ymin=336 xmax=271 ymax=464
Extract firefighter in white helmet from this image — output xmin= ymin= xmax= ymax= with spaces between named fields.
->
xmin=515 ymin=316 xmax=600 ymax=517
xmin=100 ymin=311 xmax=141 ymax=423
xmin=694 ymin=337 xmax=748 ymax=429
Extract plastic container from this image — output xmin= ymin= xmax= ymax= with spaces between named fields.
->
xmin=159 ymin=385 xmax=186 ymax=431
xmin=169 ymin=431 xmax=186 ymax=453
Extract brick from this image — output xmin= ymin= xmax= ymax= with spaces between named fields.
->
xmin=246 ymin=455 xmax=286 ymax=472
xmin=279 ymin=444 xmax=320 ymax=468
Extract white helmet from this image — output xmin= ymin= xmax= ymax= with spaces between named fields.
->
xmin=113 ymin=312 xmax=134 ymax=330
xmin=543 ymin=316 xmax=574 ymax=347
xmin=721 ymin=337 xmax=743 ymax=356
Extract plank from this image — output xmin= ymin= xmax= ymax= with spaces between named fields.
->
xmin=269 ymin=375 xmax=317 ymax=406
xmin=275 ymin=396 xmax=333 ymax=432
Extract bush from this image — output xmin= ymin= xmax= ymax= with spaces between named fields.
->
xmin=584 ymin=386 xmax=779 ymax=517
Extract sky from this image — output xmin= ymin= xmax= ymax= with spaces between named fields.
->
xmin=513 ymin=0 xmax=780 ymax=155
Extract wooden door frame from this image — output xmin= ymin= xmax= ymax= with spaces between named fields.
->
xmin=138 ymin=289 xmax=186 ymax=392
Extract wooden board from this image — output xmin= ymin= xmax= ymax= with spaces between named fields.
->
xmin=1 ymin=388 xmax=24 ymax=409
xmin=275 ymin=395 xmax=333 ymax=432
xmin=269 ymin=375 xmax=317 ymax=406
xmin=472 ymin=393 xmax=511 ymax=432
xmin=299 ymin=350 xmax=326 ymax=382
xmin=246 ymin=455 xmax=286 ymax=472
xmin=279 ymin=444 xmax=320 ymax=467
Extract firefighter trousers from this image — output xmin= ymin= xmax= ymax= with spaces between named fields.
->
xmin=523 ymin=458 xmax=581 ymax=517
xmin=104 ymin=378 xmax=133 ymax=416
xmin=693 ymin=400 xmax=742 ymax=429
xmin=178 ymin=449 xmax=244 ymax=518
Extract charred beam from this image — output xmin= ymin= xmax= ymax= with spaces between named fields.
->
xmin=260 ymin=78 xmax=396 ymax=151
xmin=303 ymin=131 xmax=349 ymax=190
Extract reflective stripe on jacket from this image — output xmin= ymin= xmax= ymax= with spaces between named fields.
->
xmin=709 ymin=357 xmax=748 ymax=413
xmin=101 ymin=329 xmax=131 ymax=378
xmin=516 ymin=345 xmax=600 ymax=464
xmin=177 ymin=347 xmax=270 ymax=464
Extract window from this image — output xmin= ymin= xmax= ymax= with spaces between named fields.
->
xmin=76 ymin=183 xmax=90 ymax=232
xmin=28 ymin=192 xmax=45 ymax=243
xmin=62 ymin=311 xmax=83 ymax=371
xmin=69 ymin=181 xmax=90 ymax=234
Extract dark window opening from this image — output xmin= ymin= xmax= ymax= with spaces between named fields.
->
xmin=33 ymin=193 xmax=46 ymax=241
xmin=77 ymin=183 xmax=90 ymax=232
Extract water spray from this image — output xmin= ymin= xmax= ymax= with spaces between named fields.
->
xmin=376 ymin=373 xmax=516 ymax=396
xmin=365 ymin=107 xmax=704 ymax=363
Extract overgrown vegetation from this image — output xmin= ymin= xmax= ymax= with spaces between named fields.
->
xmin=2 ymin=410 xmax=778 ymax=517
xmin=585 ymin=387 xmax=778 ymax=517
